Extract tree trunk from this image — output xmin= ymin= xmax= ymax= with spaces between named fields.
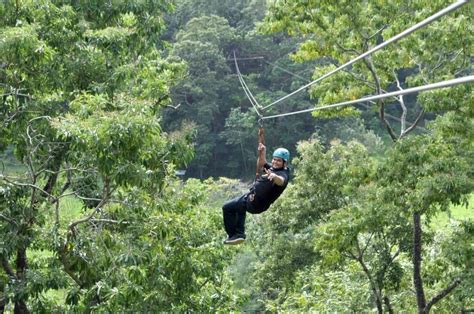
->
xmin=43 ymin=148 xmax=65 ymax=194
xmin=413 ymin=212 xmax=426 ymax=312
xmin=16 ymin=249 xmax=27 ymax=279
xmin=13 ymin=301 xmax=28 ymax=314
xmin=14 ymin=249 xmax=29 ymax=314
xmin=384 ymin=296 xmax=394 ymax=314
xmin=1 ymin=257 xmax=13 ymax=314
xmin=0 ymin=296 xmax=5 ymax=314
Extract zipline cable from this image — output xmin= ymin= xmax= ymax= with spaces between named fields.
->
xmin=233 ymin=52 xmax=259 ymax=109
xmin=237 ymin=71 xmax=260 ymax=112
xmin=235 ymin=62 xmax=261 ymax=113
xmin=233 ymin=51 xmax=263 ymax=116
xmin=261 ymin=0 xmax=469 ymax=110
xmin=261 ymin=75 xmax=474 ymax=120
xmin=263 ymin=59 xmax=428 ymax=131
xmin=238 ymin=73 xmax=261 ymax=111
xmin=233 ymin=52 xmax=266 ymax=174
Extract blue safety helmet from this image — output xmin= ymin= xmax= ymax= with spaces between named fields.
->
xmin=273 ymin=148 xmax=290 ymax=163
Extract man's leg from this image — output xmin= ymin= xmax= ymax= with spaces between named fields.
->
xmin=234 ymin=205 xmax=247 ymax=238
xmin=222 ymin=194 xmax=247 ymax=244
xmin=222 ymin=195 xmax=242 ymax=236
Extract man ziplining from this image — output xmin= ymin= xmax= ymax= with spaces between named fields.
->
xmin=222 ymin=0 xmax=473 ymax=247
xmin=222 ymin=143 xmax=290 ymax=245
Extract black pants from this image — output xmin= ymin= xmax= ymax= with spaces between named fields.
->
xmin=222 ymin=193 xmax=264 ymax=237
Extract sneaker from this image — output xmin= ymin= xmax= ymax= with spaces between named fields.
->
xmin=224 ymin=235 xmax=245 ymax=245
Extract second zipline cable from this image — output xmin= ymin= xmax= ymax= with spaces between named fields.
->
xmin=261 ymin=0 xmax=469 ymax=110
xmin=261 ymin=76 xmax=474 ymax=120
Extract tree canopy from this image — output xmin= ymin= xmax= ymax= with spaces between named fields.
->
xmin=1 ymin=0 xmax=472 ymax=312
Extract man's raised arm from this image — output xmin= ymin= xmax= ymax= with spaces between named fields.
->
xmin=256 ymin=143 xmax=267 ymax=174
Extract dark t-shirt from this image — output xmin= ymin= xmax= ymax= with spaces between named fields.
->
xmin=248 ymin=163 xmax=290 ymax=213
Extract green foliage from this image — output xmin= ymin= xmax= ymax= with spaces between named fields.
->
xmin=262 ymin=0 xmax=472 ymax=140
xmin=316 ymin=116 xmax=386 ymax=155
xmin=432 ymin=221 xmax=473 ymax=308
xmin=249 ymin=1 xmax=474 ymax=312
xmin=53 ymin=92 xmax=194 ymax=188
xmin=165 ymin=0 xmax=267 ymax=36
xmin=162 ymin=0 xmax=319 ymax=179
xmin=0 ymin=0 xmax=208 ymax=311
xmin=244 ymin=139 xmax=378 ymax=308
xmin=378 ymin=135 xmax=473 ymax=218
xmin=270 ymin=263 xmax=372 ymax=312
xmin=245 ymin=130 xmax=472 ymax=311
xmin=220 ymin=107 xmax=257 ymax=173
xmin=163 ymin=14 xmax=239 ymax=177
xmin=54 ymin=178 xmax=242 ymax=312
xmin=2 ymin=0 xmax=472 ymax=312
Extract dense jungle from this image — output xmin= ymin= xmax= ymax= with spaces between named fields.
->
xmin=0 ymin=0 xmax=473 ymax=312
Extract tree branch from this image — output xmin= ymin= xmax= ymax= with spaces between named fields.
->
xmin=367 ymin=25 xmax=387 ymax=41
xmin=71 ymin=193 xmax=103 ymax=203
xmin=335 ymin=42 xmax=360 ymax=55
xmin=0 ymin=256 xmax=16 ymax=278
xmin=26 ymin=116 xmax=51 ymax=146
xmin=362 ymin=57 xmax=397 ymax=141
xmin=0 ymin=213 xmax=17 ymax=226
xmin=68 ymin=199 xmax=105 ymax=233
xmin=58 ymin=178 xmax=113 ymax=289
xmin=54 ymin=199 xmax=60 ymax=228
xmin=342 ymin=69 xmax=377 ymax=90
xmin=424 ymin=277 xmax=462 ymax=313
xmin=353 ymin=238 xmax=384 ymax=314
xmin=58 ymin=246 xmax=83 ymax=288
xmin=379 ymin=247 xmax=401 ymax=280
xmin=429 ymin=55 xmax=445 ymax=75
xmin=0 ymin=175 xmax=54 ymax=200
xmin=361 ymin=102 xmax=428 ymax=132
xmin=90 ymin=219 xmax=129 ymax=225
xmin=401 ymin=109 xmax=425 ymax=137
xmin=68 ymin=177 xmax=111 ymax=233
xmin=166 ymin=103 xmax=181 ymax=110
xmin=393 ymin=72 xmax=407 ymax=135
xmin=36 ymin=166 xmax=91 ymax=178
xmin=0 ymin=92 xmax=32 ymax=99
xmin=357 ymin=232 xmax=374 ymax=260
